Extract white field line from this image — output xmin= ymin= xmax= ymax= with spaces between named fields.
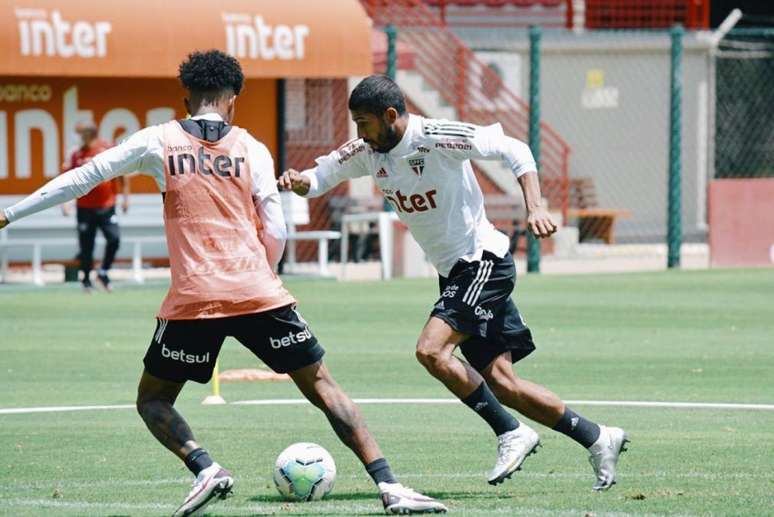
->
xmin=0 ymin=404 xmax=134 ymax=415
xmin=230 ymin=398 xmax=774 ymax=412
xmin=2 ymin=399 xmax=774 ymax=416
xmin=9 ymin=470 xmax=770 ymax=492
xmin=0 ymin=499 xmax=173 ymax=511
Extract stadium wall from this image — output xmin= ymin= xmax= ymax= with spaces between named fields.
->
xmin=709 ymin=179 xmax=774 ymax=267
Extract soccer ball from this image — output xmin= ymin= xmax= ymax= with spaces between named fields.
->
xmin=273 ymin=442 xmax=336 ymax=501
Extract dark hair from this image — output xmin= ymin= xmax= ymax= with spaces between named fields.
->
xmin=348 ymin=75 xmax=406 ymax=116
xmin=178 ymin=50 xmax=244 ymax=98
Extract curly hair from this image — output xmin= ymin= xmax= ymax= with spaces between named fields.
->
xmin=178 ymin=50 xmax=244 ymax=97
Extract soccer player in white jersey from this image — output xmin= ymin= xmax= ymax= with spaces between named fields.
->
xmin=279 ymin=75 xmax=629 ymax=490
xmin=0 ymin=55 xmax=446 ymax=516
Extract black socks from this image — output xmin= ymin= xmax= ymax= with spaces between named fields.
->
xmin=366 ymin=458 xmax=397 ymax=485
xmin=184 ymin=448 xmax=214 ymax=476
xmin=552 ymin=407 xmax=601 ymax=448
xmin=462 ymin=382 xmax=520 ymax=436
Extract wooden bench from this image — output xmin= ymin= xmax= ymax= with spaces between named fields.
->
xmin=566 ymin=177 xmax=630 ymax=244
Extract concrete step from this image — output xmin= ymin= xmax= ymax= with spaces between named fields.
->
xmin=396 ymin=70 xmax=457 ymax=121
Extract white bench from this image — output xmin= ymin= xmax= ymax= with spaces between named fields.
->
xmin=0 ymin=233 xmax=167 ymax=285
xmin=285 ymin=231 xmax=342 ymax=277
xmin=1 ymin=192 xmax=341 ymax=283
xmin=280 ymin=192 xmax=342 ymax=277
xmin=0 ymin=193 xmax=167 ymax=285
xmin=339 ymin=211 xmax=399 ymax=280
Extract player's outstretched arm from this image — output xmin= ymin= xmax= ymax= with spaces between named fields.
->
xmin=1 ymin=127 xmax=154 ymax=226
xmin=278 ymin=141 xmax=371 ymax=198
xmin=518 ymin=171 xmax=557 ymax=239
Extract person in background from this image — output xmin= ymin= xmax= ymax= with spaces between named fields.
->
xmin=61 ymin=120 xmax=130 ymax=292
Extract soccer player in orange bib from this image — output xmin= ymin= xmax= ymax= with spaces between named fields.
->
xmin=0 ymin=51 xmax=446 ymax=516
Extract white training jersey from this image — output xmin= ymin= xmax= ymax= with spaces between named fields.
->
xmin=301 ymin=114 xmax=537 ymax=276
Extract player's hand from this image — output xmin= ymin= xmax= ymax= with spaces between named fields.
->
xmin=527 ymin=206 xmax=557 ymax=239
xmin=0 ymin=211 xmax=8 ymax=230
xmin=277 ymin=169 xmax=310 ymax=196
xmin=61 ymin=204 xmax=72 ymax=217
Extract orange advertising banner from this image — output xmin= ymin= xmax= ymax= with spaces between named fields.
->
xmin=0 ymin=77 xmax=277 ymax=194
xmin=0 ymin=0 xmax=372 ymax=78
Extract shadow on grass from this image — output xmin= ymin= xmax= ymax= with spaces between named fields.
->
xmin=248 ymin=491 xmax=377 ymax=503
xmin=248 ymin=488 xmax=518 ymax=504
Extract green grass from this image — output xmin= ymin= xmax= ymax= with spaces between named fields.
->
xmin=1 ymin=269 xmax=773 ymax=516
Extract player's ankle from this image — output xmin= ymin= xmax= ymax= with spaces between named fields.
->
xmin=366 ymin=457 xmax=397 ymax=486
xmin=184 ymin=448 xmax=214 ymax=476
xmin=552 ymin=407 xmax=601 ymax=448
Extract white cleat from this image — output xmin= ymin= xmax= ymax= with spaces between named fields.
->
xmin=588 ymin=425 xmax=630 ymax=491
xmin=379 ymin=482 xmax=448 ymax=514
xmin=172 ymin=463 xmax=234 ymax=516
xmin=487 ymin=424 xmax=541 ymax=485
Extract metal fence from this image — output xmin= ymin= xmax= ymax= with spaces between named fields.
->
xmin=535 ymin=29 xmax=695 ymax=246
xmin=288 ymin=26 xmax=701 ymax=272
xmin=715 ymin=29 xmax=774 ymax=179
xmin=285 ymin=9 xmax=772 ymax=273
xmin=284 ymin=78 xmax=351 ymax=262
xmin=454 ymin=27 xmax=711 ymax=257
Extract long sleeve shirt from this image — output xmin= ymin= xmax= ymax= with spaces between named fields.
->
xmin=3 ymin=113 xmax=287 ymax=269
xmin=299 ymin=114 xmax=537 ymax=276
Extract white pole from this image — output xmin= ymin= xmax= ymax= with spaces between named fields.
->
xmin=709 ymin=9 xmax=743 ymax=50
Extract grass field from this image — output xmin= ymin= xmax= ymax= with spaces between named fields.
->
xmin=1 ymin=269 xmax=773 ymax=516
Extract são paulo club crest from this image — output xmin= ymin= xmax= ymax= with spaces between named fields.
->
xmin=408 ymin=157 xmax=425 ymax=177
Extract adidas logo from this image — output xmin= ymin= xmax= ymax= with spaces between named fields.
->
xmin=571 ymin=417 xmax=579 ymax=429
xmin=434 ymin=300 xmax=445 ymax=310
xmin=376 ymin=168 xmax=388 ymax=178
xmin=474 ymin=402 xmax=489 ymax=412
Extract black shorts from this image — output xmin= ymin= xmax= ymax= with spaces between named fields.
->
xmin=143 ymin=305 xmax=325 ymax=384
xmin=430 ymin=251 xmax=535 ymax=372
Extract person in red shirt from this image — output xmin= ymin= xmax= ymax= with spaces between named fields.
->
xmin=62 ymin=120 xmax=130 ymax=291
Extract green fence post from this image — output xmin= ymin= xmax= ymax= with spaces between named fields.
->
xmin=383 ymin=24 xmax=398 ymax=212
xmin=527 ymin=25 xmax=542 ymax=273
xmin=386 ymin=24 xmax=397 ymax=80
xmin=668 ymin=25 xmax=683 ymax=269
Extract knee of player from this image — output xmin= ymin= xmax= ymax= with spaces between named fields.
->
xmin=415 ymin=342 xmax=444 ymax=371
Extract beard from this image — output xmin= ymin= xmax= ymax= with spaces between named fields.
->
xmin=373 ymin=124 xmax=402 ymax=153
